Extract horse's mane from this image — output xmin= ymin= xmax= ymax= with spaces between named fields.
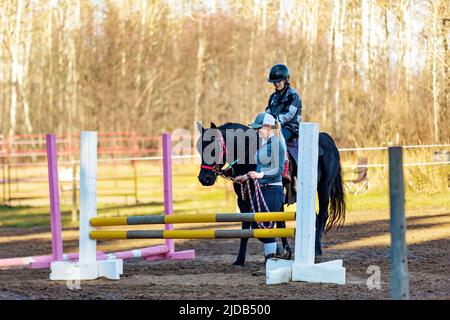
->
xmin=218 ymin=122 xmax=250 ymax=131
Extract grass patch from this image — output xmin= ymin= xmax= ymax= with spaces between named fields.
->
xmin=1 ymin=188 xmax=448 ymax=228
xmin=1 ymin=159 xmax=448 ymax=228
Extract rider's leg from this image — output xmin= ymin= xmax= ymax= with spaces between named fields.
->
xmin=281 ymin=127 xmax=294 ymax=183
xmin=281 ymin=127 xmax=294 ymax=142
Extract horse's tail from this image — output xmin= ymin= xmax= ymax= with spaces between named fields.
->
xmin=326 ymin=162 xmax=346 ymax=232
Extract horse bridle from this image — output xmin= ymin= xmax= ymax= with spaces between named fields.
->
xmin=200 ymin=129 xmax=234 ymax=181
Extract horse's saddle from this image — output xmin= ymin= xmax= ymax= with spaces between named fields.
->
xmin=286 ymin=137 xmax=324 ymax=165
xmin=284 ymin=138 xmax=298 ymax=205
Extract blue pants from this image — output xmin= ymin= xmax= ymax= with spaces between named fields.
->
xmin=282 ymin=127 xmax=296 ymax=142
xmin=251 ymin=184 xmax=285 ymax=244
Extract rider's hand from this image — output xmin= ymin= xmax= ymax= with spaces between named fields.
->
xmin=248 ymin=171 xmax=264 ymax=179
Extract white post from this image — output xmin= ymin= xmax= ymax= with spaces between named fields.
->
xmin=266 ymin=123 xmax=346 ymax=285
xmin=79 ymin=132 xmax=98 ymax=263
xmin=295 ymin=123 xmax=319 ymax=265
xmin=50 ymin=132 xmax=123 ymax=281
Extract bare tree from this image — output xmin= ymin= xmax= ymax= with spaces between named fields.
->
xmin=0 ymin=0 xmax=448 ymax=144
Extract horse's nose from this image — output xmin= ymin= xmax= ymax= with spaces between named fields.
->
xmin=204 ymin=175 xmax=213 ymax=184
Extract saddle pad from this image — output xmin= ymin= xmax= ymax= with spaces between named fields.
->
xmin=286 ymin=137 xmax=323 ymax=165
xmin=286 ymin=139 xmax=298 ymax=166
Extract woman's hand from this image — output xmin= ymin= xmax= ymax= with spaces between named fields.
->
xmin=232 ymin=175 xmax=248 ymax=184
xmin=248 ymin=171 xmax=264 ymax=179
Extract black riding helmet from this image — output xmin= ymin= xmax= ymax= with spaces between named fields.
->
xmin=268 ymin=64 xmax=290 ymax=83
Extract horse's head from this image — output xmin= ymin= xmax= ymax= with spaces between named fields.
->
xmin=196 ymin=122 xmax=226 ymax=186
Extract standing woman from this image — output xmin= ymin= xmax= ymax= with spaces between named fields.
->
xmin=233 ymin=112 xmax=286 ymax=262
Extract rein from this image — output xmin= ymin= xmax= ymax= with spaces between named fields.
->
xmin=200 ymin=129 xmax=236 ymax=181
xmin=200 ymin=128 xmax=274 ymax=229
xmin=241 ymin=176 xmax=274 ymax=229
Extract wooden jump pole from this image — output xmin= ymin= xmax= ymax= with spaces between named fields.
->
xmin=90 ymin=212 xmax=295 ymax=226
xmin=90 ymin=228 xmax=295 ymax=240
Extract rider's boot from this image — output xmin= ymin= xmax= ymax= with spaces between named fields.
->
xmin=282 ymin=154 xmax=291 ymax=184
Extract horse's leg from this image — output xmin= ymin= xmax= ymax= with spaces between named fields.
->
xmin=275 ymin=203 xmax=291 ymax=259
xmin=315 ymin=181 xmax=331 ymax=256
xmin=276 ymin=221 xmax=288 ymax=247
xmin=232 ymin=197 xmax=251 ymax=266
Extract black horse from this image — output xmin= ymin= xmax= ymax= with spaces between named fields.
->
xmin=196 ymin=122 xmax=345 ymax=266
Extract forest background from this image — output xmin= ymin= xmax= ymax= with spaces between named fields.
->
xmin=0 ymin=0 xmax=449 ymax=146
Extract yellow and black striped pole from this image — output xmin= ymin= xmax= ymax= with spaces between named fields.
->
xmin=90 ymin=212 xmax=295 ymax=227
xmin=90 ymin=228 xmax=295 ymax=240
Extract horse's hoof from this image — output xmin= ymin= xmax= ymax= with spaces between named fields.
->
xmin=286 ymin=247 xmax=292 ymax=260
xmin=275 ymin=246 xmax=292 ymax=260
xmin=232 ymin=260 xmax=245 ymax=266
xmin=251 ymin=269 xmax=265 ymax=276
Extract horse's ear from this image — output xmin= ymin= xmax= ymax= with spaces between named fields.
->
xmin=196 ymin=121 xmax=205 ymax=134
xmin=210 ymin=122 xmax=217 ymax=129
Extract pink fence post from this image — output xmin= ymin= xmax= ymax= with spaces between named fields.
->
xmin=146 ymin=133 xmax=194 ymax=261
xmin=46 ymin=134 xmax=63 ymax=262
xmin=162 ymin=133 xmax=175 ymax=254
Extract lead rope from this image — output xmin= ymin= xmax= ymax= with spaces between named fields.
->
xmin=240 ymin=176 xmax=274 ymax=229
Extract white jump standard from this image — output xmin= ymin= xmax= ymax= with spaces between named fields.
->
xmin=266 ymin=123 xmax=346 ymax=285
xmin=50 ymin=132 xmax=123 ymax=280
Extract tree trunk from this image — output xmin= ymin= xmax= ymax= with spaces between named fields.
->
xmin=47 ymin=1 xmax=54 ymax=132
xmin=432 ymin=1 xmax=440 ymax=142
xmin=442 ymin=17 xmax=449 ymax=136
xmin=333 ymin=0 xmax=346 ymax=136
xmin=194 ymin=16 xmax=206 ymax=123
xmin=20 ymin=6 xmax=33 ymax=134
xmin=9 ymin=0 xmax=25 ymax=135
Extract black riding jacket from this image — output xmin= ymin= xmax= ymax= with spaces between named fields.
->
xmin=265 ymin=84 xmax=302 ymax=134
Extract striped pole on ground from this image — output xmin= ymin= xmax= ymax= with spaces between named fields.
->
xmin=90 ymin=212 xmax=295 ymax=226
xmin=90 ymin=228 xmax=295 ymax=240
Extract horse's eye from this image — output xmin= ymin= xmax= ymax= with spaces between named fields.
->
xmin=211 ymin=136 xmax=215 ymax=141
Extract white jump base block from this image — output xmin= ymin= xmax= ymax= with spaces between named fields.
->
xmin=266 ymin=259 xmax=292 ymax=285
xmin=50 ymin=259 xmax=123 ymax=280
xmin=265 ymin=123 xmax=346 ymax=285
xmin=292 ymin=260 xmax=345 ymax=284
xmin=266 ymin=259 xmax=345 ymax=285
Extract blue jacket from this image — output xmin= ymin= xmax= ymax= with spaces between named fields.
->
xmin=265 ymin=85 xmax=302 ymax=134
xmin=255 ymin=135 xmax=286 ymax=185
